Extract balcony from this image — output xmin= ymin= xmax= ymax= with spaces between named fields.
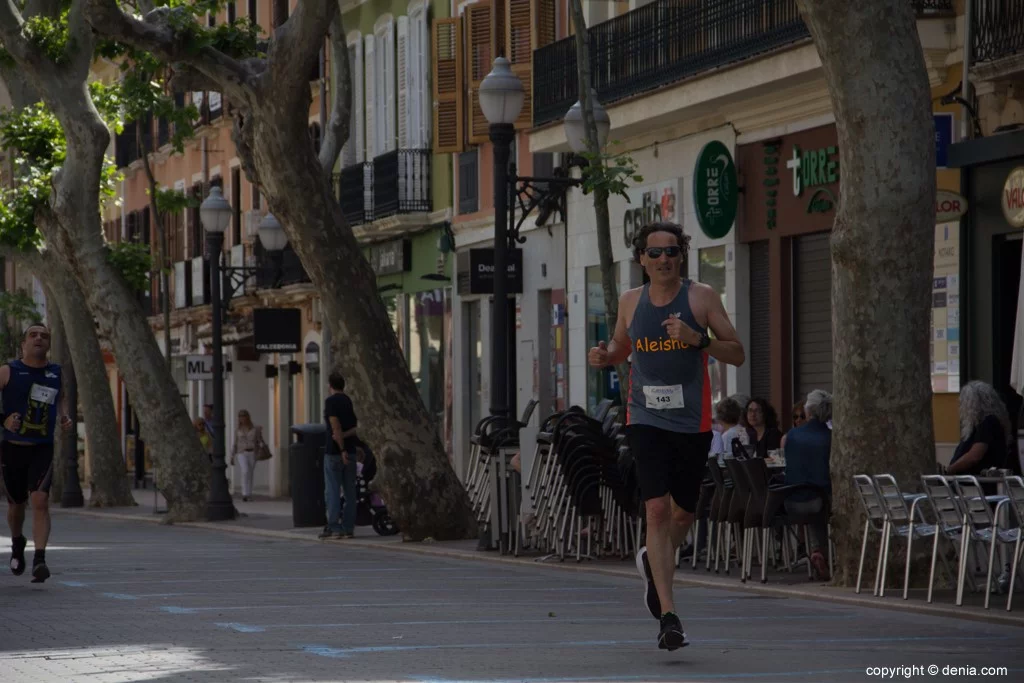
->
xmin=337 ymin=149 xmax=432 ymax=227
xmin=533 ymin=0 xmax=957 ymax=128
xmin=972 ymin=0 xmax=1024 ymax=65
xmin=337 ymin=162 xmax=373 ymax=226
xmin=533 ymin=0 xmax=810 ymax=127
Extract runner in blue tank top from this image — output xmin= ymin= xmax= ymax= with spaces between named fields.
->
xmin=589 ymin=223 xmax=745 ymax=651
xmin=0 ymin=324 xmax=74 ymax=584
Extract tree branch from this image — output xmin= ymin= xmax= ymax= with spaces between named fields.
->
xmin=83 ymin=0 xmax=254 ymax=104
xmin=167 ymin=66 xmax=223 ymax=95
xmin=268 ymin=0 xmax=335 ymax=102
xmin=67 ymin=0 xmax=98 ymax=78
xmin=0 ymin=1 xmax=29 ymax=63
xmin=317 ymin=6 xmax=350 ymax=177
xmin=23 ymin=0 xmax=62 ymax=19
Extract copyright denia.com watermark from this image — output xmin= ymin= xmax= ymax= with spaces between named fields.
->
xmin=866 ymin=665 xmax=1009 ymax=679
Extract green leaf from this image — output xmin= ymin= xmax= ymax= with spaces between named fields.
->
xmin=107 ymin=241 xmax=153 ymax=292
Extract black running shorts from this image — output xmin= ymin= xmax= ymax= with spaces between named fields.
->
xmin=1 ymin=442 xmax=55 ymax=504
xmin=627 ymin=425 xmax=712 ymax=513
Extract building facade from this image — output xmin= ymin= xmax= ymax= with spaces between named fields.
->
xmin=528 ymin=0 xmax=964 ymax=459
xmin=948 ymin=0 xmax=1024 ymax=446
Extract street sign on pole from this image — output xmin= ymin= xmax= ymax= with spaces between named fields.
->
xmin=186 ymin=354 xmax=214 ymax=380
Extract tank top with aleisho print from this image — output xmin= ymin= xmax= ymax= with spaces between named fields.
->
xmin=626 ymin=281 xmax=712 ymax=434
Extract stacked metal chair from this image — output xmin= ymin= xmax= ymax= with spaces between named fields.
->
xmin=517 ymin=401 xmax=641 ymax=562
xmin=465 ymin=400 xmax=538 ymax=553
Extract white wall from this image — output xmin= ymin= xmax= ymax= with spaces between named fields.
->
xmin=564 ymin=124 xmax=748 ymax=409
xmin=451 ymin=219 xmax=567 ymax=482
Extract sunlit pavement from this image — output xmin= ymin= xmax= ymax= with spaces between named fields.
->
xmin=1 ymin=510 xmax=1023 ymax=683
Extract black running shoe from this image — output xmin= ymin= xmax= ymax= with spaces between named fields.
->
xmin=658 ymin=612 xmax=688 ymax=651
xmin=635 ymin=546 xmax=661 ymax=620
xmin=10 ymin=536 xmax=26 ymax=576
xmin=30 ymin=562 xmax=50 ymax=584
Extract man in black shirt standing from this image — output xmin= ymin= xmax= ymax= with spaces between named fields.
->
xmin=320 ymin=372 xmax=359 ymax=539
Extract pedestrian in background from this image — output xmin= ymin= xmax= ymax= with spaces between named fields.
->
xmin=231 ymin=409 xmax=262 ymax=502
xmin=320 ymin=372 xmax=359 ymax=540
xmin=193 ymin=418 xmax=212 ymax=460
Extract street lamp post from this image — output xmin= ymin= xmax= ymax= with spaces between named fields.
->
xmin=479 ymin=58 xmax=524 ymax=419
xmin=479 ymin=61 xmax=611 ymax=424
xmin=200 ymin=186 xmax=287 ymax=521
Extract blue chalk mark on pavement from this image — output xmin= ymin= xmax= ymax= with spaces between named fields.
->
xmin=216 ymin=622 xmax=268 ymax=633
xmin=102 ymin=593 xmax=138 ymax=600
xmin=159 ymin=606 xmax=197 ymax=614
xmin=59 ymin=581 xmax=87 ymax=587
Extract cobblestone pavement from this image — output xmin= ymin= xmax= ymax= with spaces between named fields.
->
xmin=1 ymin=512 xmax=1023 ymax=682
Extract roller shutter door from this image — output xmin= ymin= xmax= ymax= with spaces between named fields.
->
xmin=748 ymin=241 xmax=771 ymax=401
xmin=794 ymin=233 xmax=833 ymax=398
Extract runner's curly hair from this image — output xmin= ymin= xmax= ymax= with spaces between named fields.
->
xmin=632 ymin=222 xmax=691 ymax=264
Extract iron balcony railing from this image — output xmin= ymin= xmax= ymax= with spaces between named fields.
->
xmin=254 ymin=242 xmax=310 ymax=288
xmin=337 ymin=162 xmax=373 ymax=226
xmin=337 ymin=149 xmax=432 ymax=226
xmin=912 ymin=0 xmax=954 ymax=11
xmin=372 ymin=148 xmax=432 ymax=220
xmin=972 ymin=0 xmax=1024 ymax=64
xmin=533 ymin=0 xmax=809 ymax=127
xmin=533 ymin=0 xmax=956 ymax=128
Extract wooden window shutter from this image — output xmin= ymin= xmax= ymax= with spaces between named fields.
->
xmin=397 ymin=16 xmax=410 ymax=150
xmin=364 ymin=35 xmax=377 ymax=160
xmin=465 ymin=2 xmax=492 ymax=145
xmin=492 ymin=0 xmax=506 ymax=58
xmin=353 ymin=40 xmax=365 ymax=162
xmin=507 ymin=0 xmax=532 ymax=129
xmin=533 ymin=0 xmax=556 ymax=49
xmin=432 ymin=17 xmax=464 ymax=154
xmin=383 ymin=20 xmax=396 ymax=153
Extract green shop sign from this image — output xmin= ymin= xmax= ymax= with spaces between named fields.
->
xmin=693 ymin=140 xmax=738 ymax=240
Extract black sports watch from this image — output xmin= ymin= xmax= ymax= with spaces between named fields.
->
xmin=697 ymin=332 xmax=711 ymax=350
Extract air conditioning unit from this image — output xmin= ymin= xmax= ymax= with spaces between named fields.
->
xmin=244 ymin=210 xmax=263 ymax=239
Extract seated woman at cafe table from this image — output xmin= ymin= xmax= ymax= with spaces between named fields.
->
xmin=712 ymin=396 xmax=747 ymax=455
xmin=947 ymin=380 xmax=1013 ymax=477
xmin=744 ymin=397 xmax=783 ymax=458
xmin=783 ymin=389 xmax=833 ymax=581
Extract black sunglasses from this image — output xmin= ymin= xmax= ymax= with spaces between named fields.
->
xmin=643 ymin=246 xmax=681 ymax=259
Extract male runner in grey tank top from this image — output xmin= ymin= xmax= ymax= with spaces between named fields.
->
xmin=589 ymin=222 xmax=744 ymax=650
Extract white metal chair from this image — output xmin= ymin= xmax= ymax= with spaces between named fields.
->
xmin=950 ymin=475 xmax=1015 ymax=608
xmin=852 ymin=475 xmax=888 ymax=595
xmin=871 ymin=474 xmax=932 ymax=599
xmin=1001 ymin=475 xmax=1024 ymax=611
xmin=920 ymin=475 xmax=973 ymax=604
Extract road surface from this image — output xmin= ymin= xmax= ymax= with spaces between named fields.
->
xmin=1 ymin=512 xmax=1021 ymax=682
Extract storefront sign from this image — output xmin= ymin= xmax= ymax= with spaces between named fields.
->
xmin=936 ymin=190 xmax=968 ymax=222
xmin=621 ymin=179 xmax=680 ymax=249
xmin=253 ymin=307 xmax=302 ymax=353
xmin=185 ymin=355 xmax=213 ymax=381
xmin=459 ymin=248 xmax=523 ymax=295
xmin=693 ymin=140 xmax=738 ymax=239
xmin=738 ymin=124 xmax=841 ymax=242
xmin=1003 ymin=166 xmax=1024 ymax=228
xmin=368 ymin=239 xmax=411 ymax=276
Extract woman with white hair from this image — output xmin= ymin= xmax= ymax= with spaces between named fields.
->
xmin=782 ymin=388 xmax=833 ymax=580
xmin=947 ymin=381 xmax=1013 ymax=476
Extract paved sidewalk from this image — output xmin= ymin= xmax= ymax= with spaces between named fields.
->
xmin=54 ymin=487 xmax=1024 ymax=628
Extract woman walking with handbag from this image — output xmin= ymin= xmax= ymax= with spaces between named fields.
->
xmin=231 ymin=410 xmax=263 ymax=502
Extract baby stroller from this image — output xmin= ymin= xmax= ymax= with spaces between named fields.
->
xmin=340 ymin=443 xmax=400 ymax=536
